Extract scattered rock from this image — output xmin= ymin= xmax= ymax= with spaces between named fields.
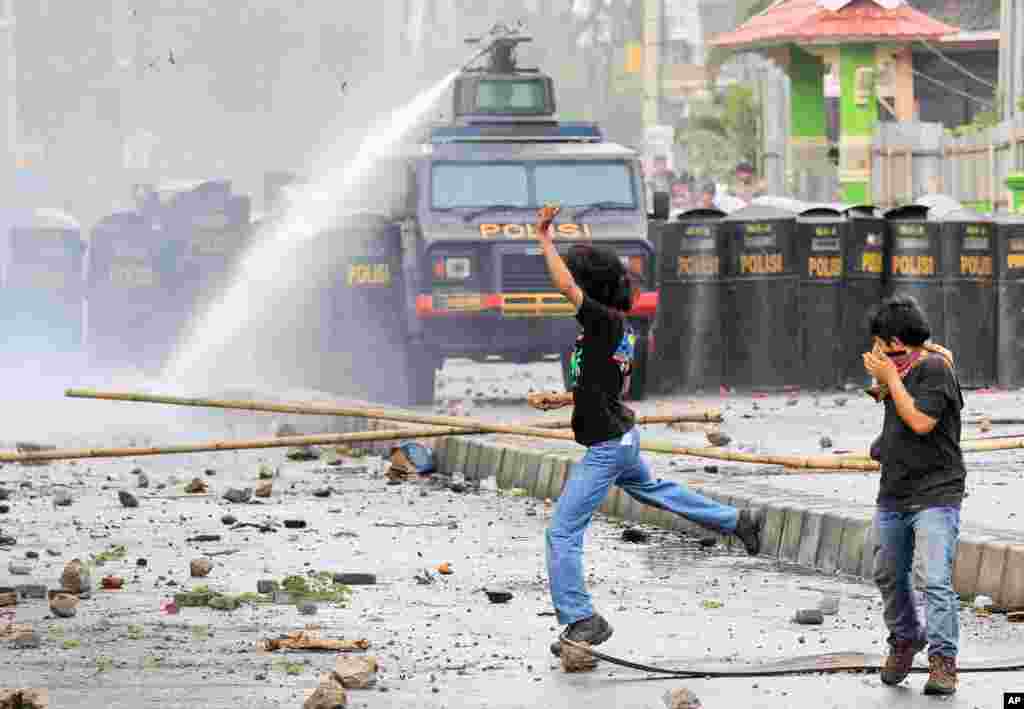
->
xmin=137 ymin=473 xmax=149 ymax=488
xmin=833 ymin=397 xmax=848 ymax=407
xmin=332 ymin=573 xmax=376 ymax=586
xmin=786 ymin=398 xmax=799 ymax=407
xmin=560 ymin=641 xmax=598 ymax=672
xmin=60 ymin=561 xmax=91 ymax=594
xmin=0 ymin=488 xmax=9 ymax=500
xmin=283 ymin=519 xmax=306 ymax=529
xmin=703 ymin=465 xmax=718 ymax=474
xmin=52 ymin=488 xmax=72 ymax=506
xmin=298 ymin=601 xmax=318 ymax=615
xmin=15 ymin=584 xmax=46 ymax=600
xmin=12 ymin=630 xmax=40 ymax=649
xmin=312 ymin=487 xmax=332 ymax=498
xmin=705 ymin=431 xmax=731 ymax=447
xmin=186 ymin=534 xmax=221 ymax=543
xmin=663 ymin=687 xmax=703 ymax=709
xmin=699 ymin=536 xmax=717 ymax=548
xmin=0 ymin=535 xmax=15 ymax=546
xmin=0 ymin=505 xmax=8 ymax=514
xmin=24 ymin=551 xmax=37 ymax=559
xmin=222 ymin=488 xmax=252 ymax=504
xmin=333 ymin=655 xmax=378 ymax=689
xmin=221 ymin=513 xmax=238 ymax=525
xmin=184 ymin=479 xmax=208 ymax=494
xmin=621 ymin=528 xmax=649 ymax=544
xmin=414 ymin=569 xmax=435 ymax=585
xmin=257 ymin=580 xmax=276 ymax=594
xmin=204 ymin=468 xmax=216 ymax=476
xmin=255 ymin=482 xmax=273 ymax=498
xmin=304 ymin=673 xmax=348 ymax=709
xmin=287 ymin=446 xmax=320 ymax=461
xmin=118 ymin=491 xmax=139 ymax=508
xmin=484 ymin=587 xmax=513 ymax=604
xmin=7 ymin=561 xmax=30 ymax=576
xmin=101 ymin=576 xmax=124 ymax=590
xmin=49 ymin=592 xmax=78 ymax=618
xmin=190 ymin=559 xmax=213 ymax=578
xmin=793 ymin=609 xmax=824 ymax=625
xmin=137 ymin=558 xmax=147 ymax=567
xmin=448 ymin=482 xmax=467 ymax=494
xmin=45 ymin=548 xmax=60 ymax=557
xmin=819 ymin=435 xmax=834 ymax=449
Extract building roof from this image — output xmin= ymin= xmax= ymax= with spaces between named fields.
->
xmin=710 ymin=0 xmax=959 ymax=49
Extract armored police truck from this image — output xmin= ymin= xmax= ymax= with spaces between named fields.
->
xmin=323 ymin=25 xmax=668 ymax=406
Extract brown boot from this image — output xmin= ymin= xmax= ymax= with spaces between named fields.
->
xmin=880 ymin=637 xmax=926 ymax=686
xmin=923 ymin=654 xmax=958 ymax=695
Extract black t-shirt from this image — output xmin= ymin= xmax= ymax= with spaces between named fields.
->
xmin=567 ymin=295 xmax=637 ymax=446
xmin=877 ymin=354 xmax=966 ymax=510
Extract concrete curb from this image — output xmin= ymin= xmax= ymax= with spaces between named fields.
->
xmin=421 ymin=435 xmax=1024 ymax=609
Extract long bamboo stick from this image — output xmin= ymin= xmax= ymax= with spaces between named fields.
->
xmin=64 ymin=388 xmax=723 ymax=426
xmin=63 ymin=388 xmax=882 ymax=470
xmin=0 ymin=428 xmax=467 ymax=463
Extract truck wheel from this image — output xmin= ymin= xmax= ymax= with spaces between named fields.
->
xmin=626 ymin=334 xmax=649 ymax=401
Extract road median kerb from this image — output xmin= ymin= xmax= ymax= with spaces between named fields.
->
xmin=429 ymin=437 xmax=1024 ymax=589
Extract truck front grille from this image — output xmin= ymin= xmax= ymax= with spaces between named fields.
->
xmin=501 ymin=254 xmax=558 ymax=292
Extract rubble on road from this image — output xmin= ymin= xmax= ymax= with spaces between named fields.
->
xmin=190 ymin=559 xmax=213 ymax=577
xmin=333 ymin=655 xmax=378 ymax=688
xmin=794 ymin=609 xmax=824 ymax=625
xmin=118 ymin=490 xmax=139 ymax=507
xmin=49 ymin=592 xmax=78 ymax=618
xmin=222 ymin=487 xmax=252 ymax=504
xmin=184 ymin=478 xmax=208 ymax=494
xmin=663 ymin=687 xmax=703 ymax=709
xmin=303 ymin=674 xmax=348 ymax=709
xmin=258 ymin=629 xmax=370 ymax=653
xmin=560 ymin=641 xmax=598 ymax=672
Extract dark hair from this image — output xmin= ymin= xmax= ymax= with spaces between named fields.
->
xmin=565 ymin=244 xmax=634 ymax=311
xmin=736 ymin=161 xmax=754 ymax=174
xmin=702 ymin=182 xmax=716 ymax=196
xmin=867 ymin=294 xmax=931 ymax=346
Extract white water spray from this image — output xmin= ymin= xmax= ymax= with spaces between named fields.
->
xmin=163 ymin=71 xmax=458 ymax=386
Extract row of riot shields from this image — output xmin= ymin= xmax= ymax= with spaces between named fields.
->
xmin=650 ymin=200 xmax=1024 ymax=393
xmin=0 ymin=182 xmax=253 ymax=374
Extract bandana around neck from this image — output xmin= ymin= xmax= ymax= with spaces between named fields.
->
xmin=865 ymin=344 xmax=953 ymax=402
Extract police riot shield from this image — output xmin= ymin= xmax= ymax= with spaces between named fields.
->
xmin=1 ymin=209 xmax=86 ymax=365
xmin=841 ymin=205 xmax=887 ymax=387
xmin=722 ymin=205 xmax=800 ymax=390
xmin=884 ymin=205 xmax=944 ymax=345
xmin=86 ymin=212 xmax=181 ymax=372
xmin=650 ymin=209 xmax=727 ymax=393
xmin=996 ymin=216 xmax=1024 ymax=388
xmin=796 ymin=208 xmax=846 ymax=390
xmin=941 ymin=209 xmax=996 ymax=388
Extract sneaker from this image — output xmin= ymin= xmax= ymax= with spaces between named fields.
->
xmin=923 ymin=654 xmax=958 ymax=695
xmin=734 ymin=508 xmax=764 ymax=556
xmin=550 ymin=613 xmax=613 ymax=657
xmin=880 ymin=636 xmax=927 ymax=686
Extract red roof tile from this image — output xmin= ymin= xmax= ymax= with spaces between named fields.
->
xmin=710 ymin=0 xmax=959 ymax=48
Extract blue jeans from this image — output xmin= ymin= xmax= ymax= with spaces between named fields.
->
xmin=545 ymin=428 xmax=739 ymax=626
xmin=873 ymin=506 xmax=961 ymax=658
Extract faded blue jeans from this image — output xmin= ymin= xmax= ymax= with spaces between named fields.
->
xmin=873 ymin=506 xmax=961 ymax=659
xmin=545 ymin=428 xmax=739 ymax=626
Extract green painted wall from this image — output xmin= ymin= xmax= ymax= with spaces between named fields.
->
xmin=839 ymin=44 xmax=877 ymax=204
xmin=789 ymin=46 xmax=827 ymax=138
xmin=839 ymin=44 xmax=877 ymax=138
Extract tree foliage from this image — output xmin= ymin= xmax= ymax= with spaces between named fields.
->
xmin=677 ymin=84 xmax=762 ymax=181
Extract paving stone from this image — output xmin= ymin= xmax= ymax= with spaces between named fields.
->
xmin=779 ymin=507 xmax=806 ymax=563
xmin=816 ymin=512 xmax=846 ymax=575
xmin=838 ymin=517 xmax=871 ymax=576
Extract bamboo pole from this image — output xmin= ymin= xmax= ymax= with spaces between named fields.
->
xmin=0 ymin=428 xmax=468 ymax=463
xmin=62 ymin=388 xmax=882 ymax=470
xmin=64 ymin=388 xmax=723 ymax=426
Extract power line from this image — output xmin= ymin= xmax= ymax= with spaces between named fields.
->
xmin=911 ymin=67 xmax=994 ymax=109
xmin=917 ymin=39 xmax=997 ymax=91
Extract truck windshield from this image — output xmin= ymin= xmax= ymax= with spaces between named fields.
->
xmin=430 ymin=161 xmax=636 ymax=210
xmin=476 ymin=79 xmax=547 ymax=114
